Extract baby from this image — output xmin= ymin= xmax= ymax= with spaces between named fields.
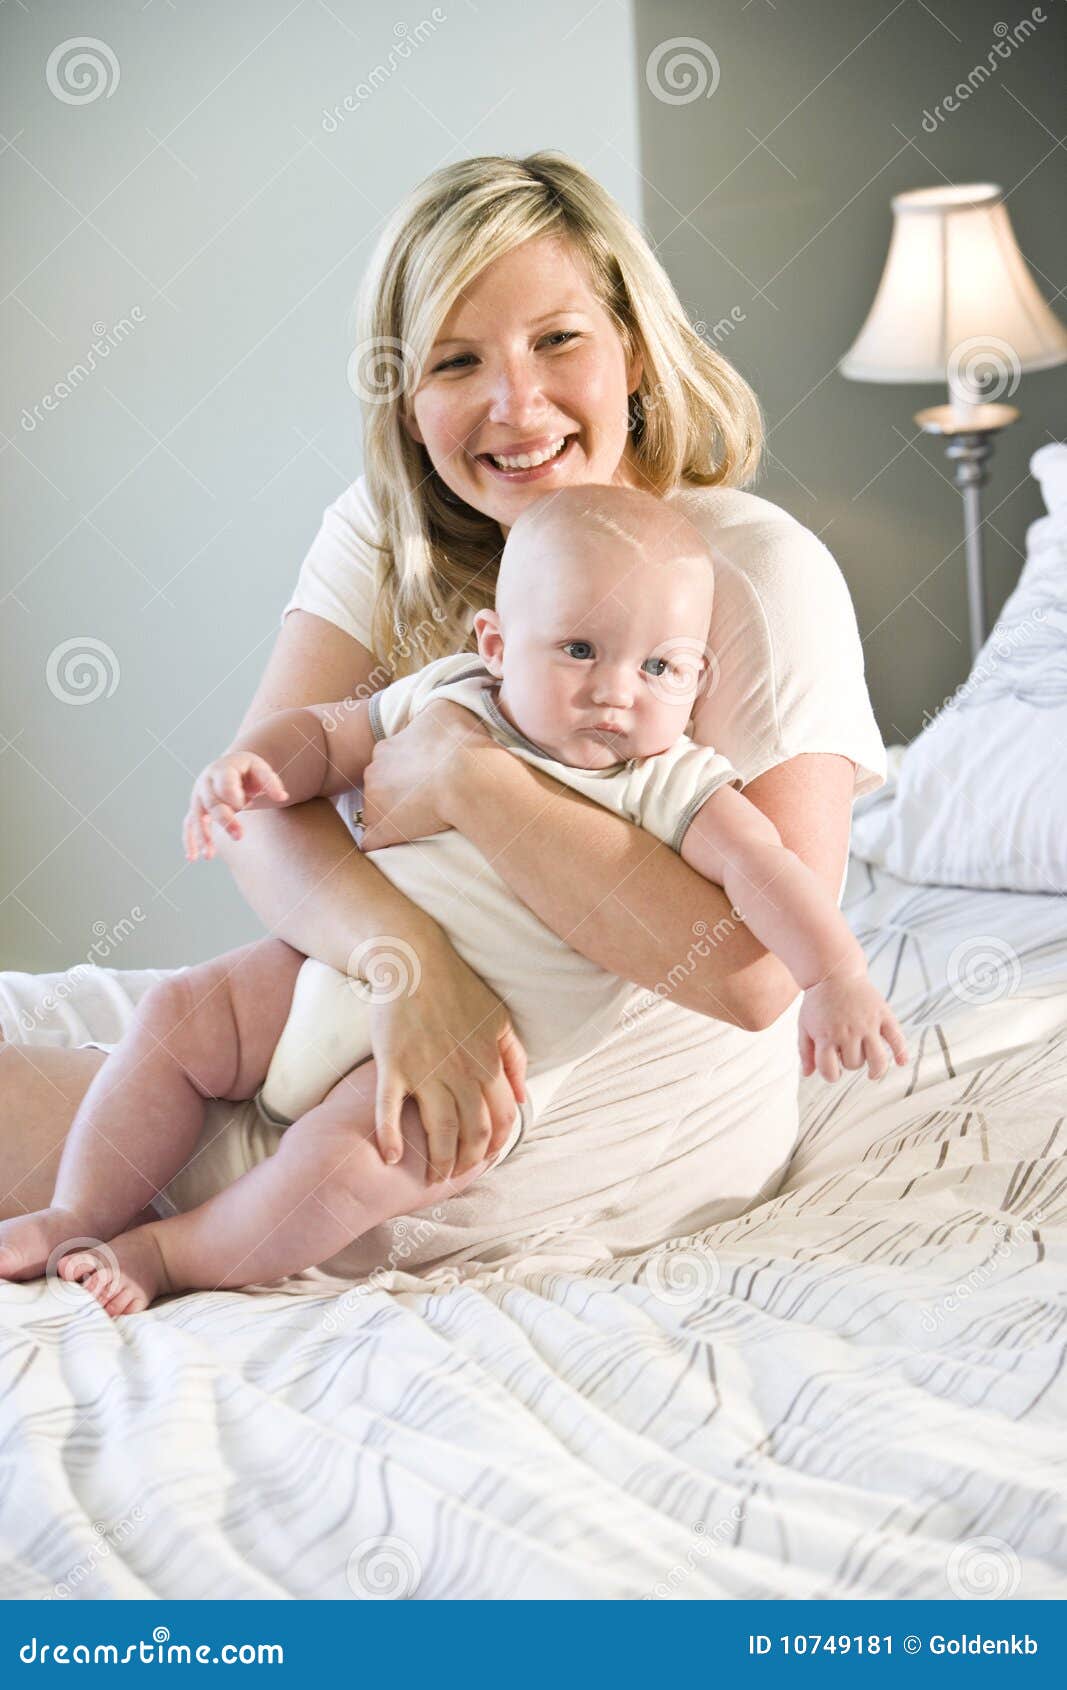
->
xmin=0 ymin=485 xmax=906 ymax=1314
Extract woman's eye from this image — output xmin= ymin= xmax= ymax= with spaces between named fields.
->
xmin=434 ymin=332 xmax=578 ymax=372
xmin=564 ymin=641 xmax=594 ymax=660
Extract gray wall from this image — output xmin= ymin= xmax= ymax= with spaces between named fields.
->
xmin=634 ymin=0 xmax=1066 ymax=742
xmin=4 ymin=0 xmax=1064 ymax=974
xmin=1 ymin=0 xmax=642 ymax=971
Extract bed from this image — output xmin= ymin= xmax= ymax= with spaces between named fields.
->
xmin=2 ymin=826 xmax=1064 ymax=1601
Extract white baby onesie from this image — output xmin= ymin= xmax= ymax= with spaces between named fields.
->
xmin=257 ymin=654 xmax=741 ymax=1167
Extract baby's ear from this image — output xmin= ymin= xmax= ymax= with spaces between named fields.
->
xmin=693 ymin=652 xmax=714 ymax=699
xmin=473 ymin=609 xmax=504 ymax=676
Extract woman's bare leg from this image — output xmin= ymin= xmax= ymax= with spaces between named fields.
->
xmin=0 ymin=1045 xmax=155 ymax=1219
xmin=61 ymin=1057 xmax=503 ymax=1316
xmin=0 ymin=938 xmax=305 ymax=1280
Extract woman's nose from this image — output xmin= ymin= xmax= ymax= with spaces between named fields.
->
xmin=486 ymin=359 xmax=546 ymax=425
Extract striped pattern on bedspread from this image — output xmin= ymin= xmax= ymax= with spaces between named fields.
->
xmin=2 ymin=858 xmax=1065 ymax=1600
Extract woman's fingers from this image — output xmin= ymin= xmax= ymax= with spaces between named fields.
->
xmin=483 ymin=1073 xmax=522 ymax=1158
xmin=497 ymin=1022 xmax=527 ymax=1106
xmin=450 ymin=1082 xmax=493 ymax=1178
xmin=405 ymin=1079 xmax=459 ymax=1184
xmin=373 ymin=1073 xmax=406 ymax=1167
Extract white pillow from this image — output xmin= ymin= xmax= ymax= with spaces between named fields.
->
xmin=850 ymin=442 xmax=1067 ymax=893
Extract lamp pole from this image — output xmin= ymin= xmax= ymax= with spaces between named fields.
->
xmin=913 ymin=402 xmax=1019 ymax=661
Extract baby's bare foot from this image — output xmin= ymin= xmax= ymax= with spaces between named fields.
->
xmin=0 ymin=1207 xmax=91 ymax=1282
xmin=58 ymin=1226 xmax=173 ymax=1317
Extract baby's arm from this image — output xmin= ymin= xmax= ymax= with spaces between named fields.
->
xmin=680 ymin=784 xmax=908 ymax=1081
xmin=184 ymin=698 xmax=377 ymax=860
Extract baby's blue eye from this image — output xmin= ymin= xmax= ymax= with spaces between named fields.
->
xmin=564 ymin=641 xmax=594 ymax=660
xmin=642 ymin=657 xmax=669 ymax=677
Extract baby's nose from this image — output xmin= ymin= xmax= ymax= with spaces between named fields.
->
xmin=591 ymin=672 xmax=634 ymax=706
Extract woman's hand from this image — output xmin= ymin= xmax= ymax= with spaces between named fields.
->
xmin=362 ymin=927 xmax=528 ymax=1182
xmin=359 ymin=698 xmax=496 ymax=851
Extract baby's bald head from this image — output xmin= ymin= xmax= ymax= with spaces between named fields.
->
xmin=472 ymin=484 xmax=718 ymax=769
xmin=494 ymin=484 xmax=715 ymax=636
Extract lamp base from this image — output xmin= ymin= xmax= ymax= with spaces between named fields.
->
xmin=914 ymin=404 xmax=1019 ymax=660
xmin=914 ymin=401 xmax=1019 ymax=438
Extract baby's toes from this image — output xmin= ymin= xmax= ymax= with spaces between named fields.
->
xmin=59 ymin=1249 xmax=119 ymax=1303
xmin=57 ymin=1249 xmax=99 ymax=1283
xmin=103 ymin=1284 xmax=141 ymax=1319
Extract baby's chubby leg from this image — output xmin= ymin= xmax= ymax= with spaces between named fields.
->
xmin=63 ymin=1059 xmax=509 ymax=1314
xmin=0 ymin=937 xmax=305 ymax=1281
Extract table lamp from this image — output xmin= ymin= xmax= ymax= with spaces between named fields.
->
xmin=839 ymin=183 xmax=1067 ymax=657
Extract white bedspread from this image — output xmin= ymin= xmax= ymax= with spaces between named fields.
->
xmin=2 ymin=857 xmax=1065 ymax=1600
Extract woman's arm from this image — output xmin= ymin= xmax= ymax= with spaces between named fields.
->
xmin=206 ymin=610 xmax=528 ymax=1174
xmin=444 ymin=744 xmax=855 ymax=1030
xmin=209 ymin=610 xmax=429 ymax=977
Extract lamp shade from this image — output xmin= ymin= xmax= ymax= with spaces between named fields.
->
xmin=839 ymin=183 xmax=1067 ymax=395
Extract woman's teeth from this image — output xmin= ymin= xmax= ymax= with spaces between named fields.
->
xmin=489 ymin=436 xmax=568 ymax=470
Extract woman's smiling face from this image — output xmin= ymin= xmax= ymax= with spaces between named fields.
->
xmin=402 ymin=235 xmax=644 ymax=530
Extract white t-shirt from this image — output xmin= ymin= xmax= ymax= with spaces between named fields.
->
xmin=270 ymin=473 xmax=888 ymax=1265
xmin=283 ymin=476 xmax=887 ymax=801
xmin=360 ymin=651 xmax=742 ymax=855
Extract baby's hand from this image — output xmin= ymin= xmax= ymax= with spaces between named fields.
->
xmin=184 ymin=753 xmax=289 ymax=861
xmin=798 ymin=972 xmax=908 ymax=1082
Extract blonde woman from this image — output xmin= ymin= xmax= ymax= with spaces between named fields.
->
xmin=0 ymin=152 xmax=885 ymax=1290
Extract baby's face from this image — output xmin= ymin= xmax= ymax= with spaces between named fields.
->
xmin=483 ymin=541 xmax=713 ymax=769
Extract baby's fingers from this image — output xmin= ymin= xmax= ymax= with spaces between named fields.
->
xmin=816 ymin=1040 xmax=842 ymax=1083
xmin=798 ymin=1028 xmax=816 ymax=1078
xmin=244 ymin=754 xmax=289 ymax=804
xmin=862 ymin=1032 xmax=889 ymax=1081
xmin=883 ymin=1013 xmax=909 ymax=1067
xmin=204 ymin=795 xmax=243 ymax=843
xmin=183 ymin=800 xmax=213 ymax=861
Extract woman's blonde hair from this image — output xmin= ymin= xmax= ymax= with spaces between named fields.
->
xmin=348 ymin=150 xmax=763 ymax=676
